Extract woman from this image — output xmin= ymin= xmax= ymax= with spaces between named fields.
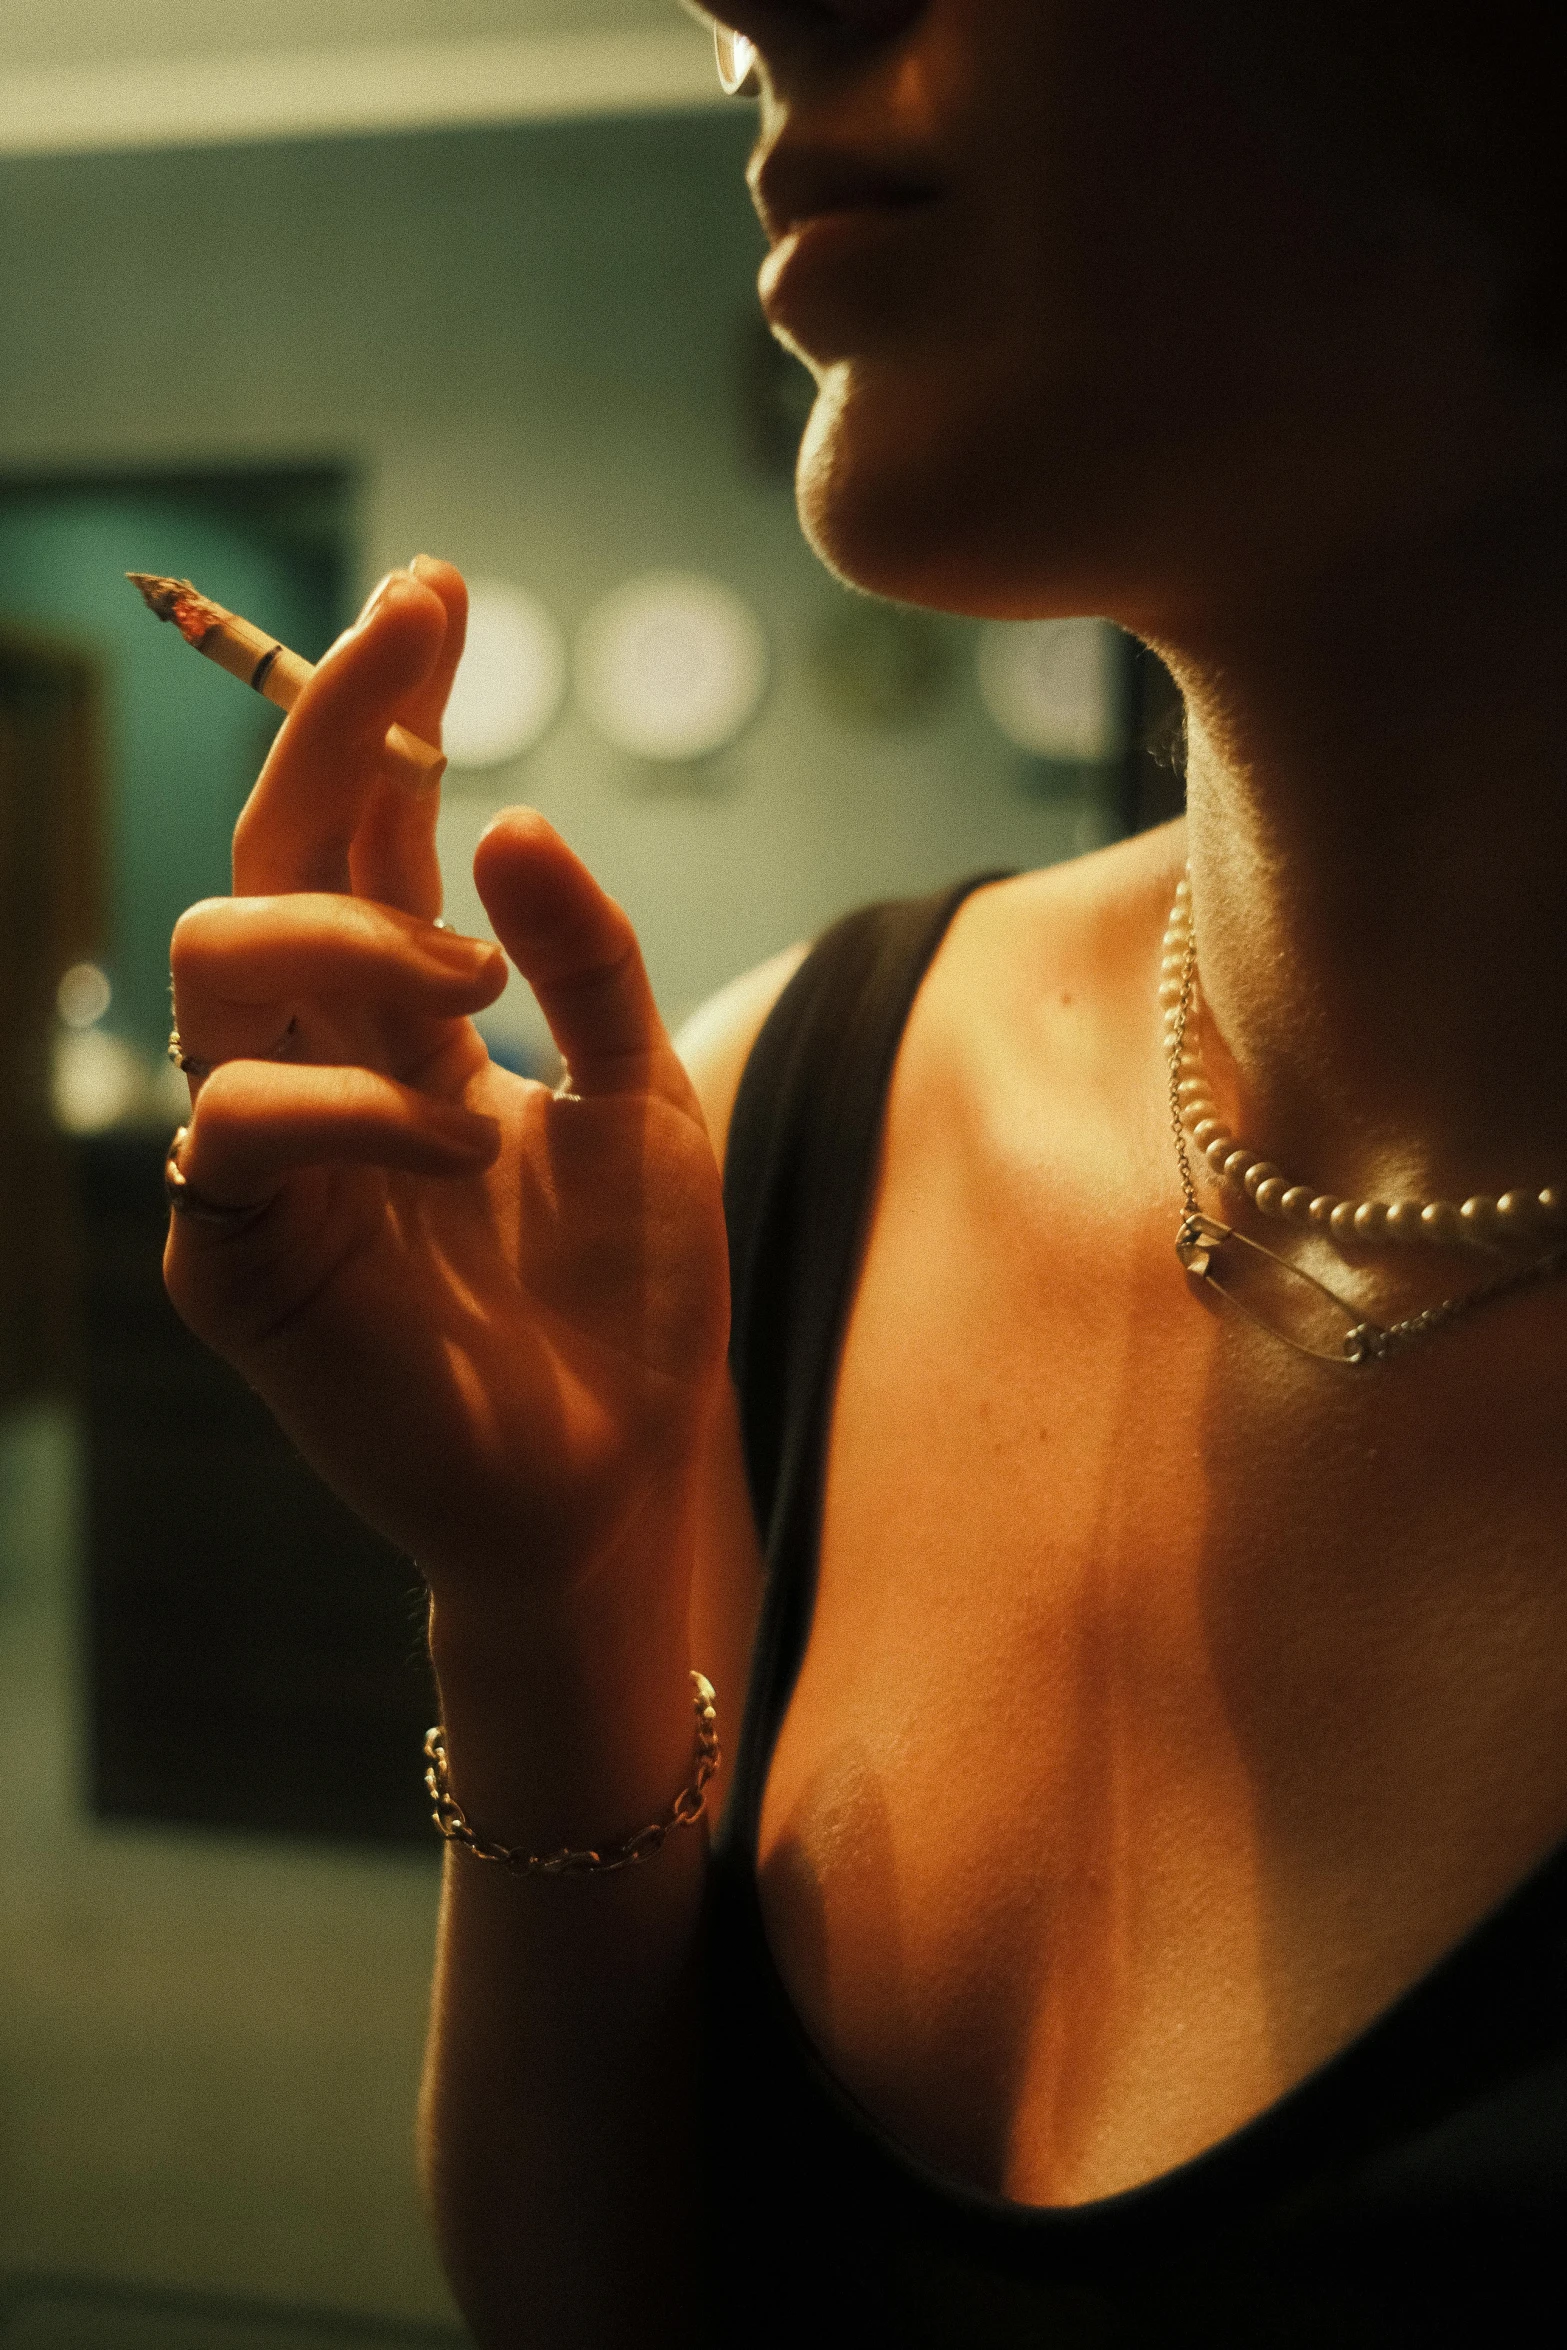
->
xmin=162 ymin=4 xmax=1567 ymax=2342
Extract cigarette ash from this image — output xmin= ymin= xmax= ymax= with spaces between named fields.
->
xmin=126 ymin=571 xmax=223 ymax=649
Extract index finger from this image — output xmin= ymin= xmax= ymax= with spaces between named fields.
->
xmin=231 ymin=573 xmax=449 ymax=898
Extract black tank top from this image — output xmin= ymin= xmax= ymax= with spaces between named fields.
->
xmin=703 ymin=878 xmax=1567 ymax=2348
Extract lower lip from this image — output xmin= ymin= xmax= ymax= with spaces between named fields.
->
xmin=759 ymin=202 xmax=937 ymax=343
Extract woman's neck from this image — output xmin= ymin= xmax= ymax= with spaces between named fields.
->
xmin=1155 ymin=492 xmax=1567 ymax=1208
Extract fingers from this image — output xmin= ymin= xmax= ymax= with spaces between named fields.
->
xmin=348 ymin=771 xmax=445 ymax=921
xmin=170 ymin=893 xmax=506 ymax=1068
xmin=172 ymin=1058 xmax=500 ymax=1214
xmin=232 ymin=572 xmax=451 ymax=903
xmin=473 ymin=810 xmax=677 ymax=1101
xmin=401 ymin=556 xmax=469 ymax=747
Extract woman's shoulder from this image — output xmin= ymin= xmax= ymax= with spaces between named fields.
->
xmin=675 ymin=820 xmax=1187 ymax=1168
xmin=889 ymin=821 xmax=1189 ymax=1102
xmin=672 ymin=876 xmax=999 ymax=1171
xmin=942 ymin=818 xmax=1186 ymax=974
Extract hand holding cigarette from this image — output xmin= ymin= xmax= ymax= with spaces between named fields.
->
xmin=154 ymin=553 xmax=731 ymax=1600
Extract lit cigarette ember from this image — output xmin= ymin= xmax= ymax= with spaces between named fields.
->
xmin=128 ymin=573 xmax=224 ymax=648
xmin=126 ymin=570 xmax=445 ymax=782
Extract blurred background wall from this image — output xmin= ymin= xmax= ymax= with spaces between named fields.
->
xmin=0 ymin=5 xmax=1168 ymax=2343
xmin=0 ymin=95 xmax=1125 ymax=1076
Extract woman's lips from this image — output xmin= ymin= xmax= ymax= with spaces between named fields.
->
xmin=749 ymin=137 xmax=943 ymax=352
xmin=757 ymin=187 xmax=942 ymax=351
xmin=750 ymin=144 xmax=941 ymax=243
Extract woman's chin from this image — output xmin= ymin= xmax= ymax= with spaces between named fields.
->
xmin=794 ymin=368 xmax=1100 ymax=622
xmin=795 ymin=374 xmax=967 ymax=607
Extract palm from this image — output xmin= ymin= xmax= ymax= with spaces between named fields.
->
xmin=235 ymin=1041 xmax=729 ymax=1579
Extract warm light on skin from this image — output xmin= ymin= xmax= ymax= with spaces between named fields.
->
xmin=735 ymin=0 xmax=1567 ymax=1212
xmin=711 ymin=0 xmax=1567 ymax=2223
xmin=738 ymin=0 xmax=1559 ymax=629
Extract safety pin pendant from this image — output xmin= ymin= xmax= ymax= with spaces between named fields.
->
xmin=1175 ymin=1214 xmax=1389 ymax=1367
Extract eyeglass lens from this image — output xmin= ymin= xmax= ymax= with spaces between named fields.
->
xmin=714 ymin=24 xmax=762 ymax=96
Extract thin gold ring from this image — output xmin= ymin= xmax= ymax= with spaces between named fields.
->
xmin=168 ymin=1014 xmax=298 ymax=1081
xmin=163 ymin=1127 xmax=271 ymax=1229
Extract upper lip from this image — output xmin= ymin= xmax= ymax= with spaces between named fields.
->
xmin=749 ymin=142 xmax=940 ymax=242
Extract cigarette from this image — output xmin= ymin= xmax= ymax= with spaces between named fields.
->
xmin=126 ymin=572 xmax=446 ymax=785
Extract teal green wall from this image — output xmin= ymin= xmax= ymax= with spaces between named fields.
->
xmin=0 ymin=489 xmax=343 ymax=1051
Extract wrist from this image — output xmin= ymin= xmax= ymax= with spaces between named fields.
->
xmin=425 ymin=1671 xmax=717 ymax=1878
xmin=416 ymin=1452 xmax=704 ymax=1620
xmin=423 ymin=1535 xmax=702 ymax=1863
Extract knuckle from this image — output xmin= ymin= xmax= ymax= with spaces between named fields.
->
xmin=556 ymin=918 xmax=639 ymax=997
xmin=168 ymin=897 xmax=232 ymax=978
xmin=342 ymin=895 xmax=398 ymax=953
xmin=185 ymin=1061 xmax=250 ymax=1134
xmin=231 ymin=799 xmax=264 ymax=863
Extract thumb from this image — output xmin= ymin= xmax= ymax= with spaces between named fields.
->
xmin=472 ymin=810 xmax=677 ymax=1100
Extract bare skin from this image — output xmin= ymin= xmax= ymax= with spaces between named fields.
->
xmin=161 ymin=0 xmax=1567 ymax=2335
xmin=724 ymin=0 xmax=1567 ymax=2208
xmin=752 ymin=836 xmax=1567 ymax=2206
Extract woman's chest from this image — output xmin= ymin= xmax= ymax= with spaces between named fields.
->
xmin=753 ymin=1147 xmax=1567 ymax=2208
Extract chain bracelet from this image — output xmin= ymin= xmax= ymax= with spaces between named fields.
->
xmin=423 ymin=1671 xmax=720 ymax=1878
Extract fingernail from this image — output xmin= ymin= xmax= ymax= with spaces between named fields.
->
xmin=359 ymin=571 xmax=420 ymax=634
xmin=322 ymin=574 xmax=400 ymax=665
xmin=359 ymin=571 xmax=399 ymax=620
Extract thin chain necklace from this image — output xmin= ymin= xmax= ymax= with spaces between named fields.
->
xmin=1162 ymin=874 xmax=1567 ymax=1366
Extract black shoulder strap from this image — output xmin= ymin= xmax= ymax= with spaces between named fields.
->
xmin=724 ymin=873 xmax=1006 ymax=1572
xmin=716 ymin=871 xmax=1005 ymax=1885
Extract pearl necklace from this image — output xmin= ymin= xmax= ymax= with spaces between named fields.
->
xmin=1163 ymin=874 xmax=1565 ymax=1251
xmin=1162 ymin=873 xmax=1567 ymax=1365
